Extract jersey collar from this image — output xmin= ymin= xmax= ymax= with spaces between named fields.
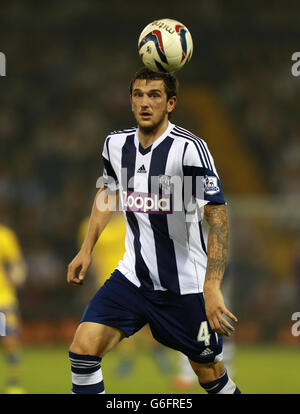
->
xmin=135 ymin=121 xmax=174 ymax=155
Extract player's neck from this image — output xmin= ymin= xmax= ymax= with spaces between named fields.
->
xmin=138 ymin=118 xmax=169 ymax=149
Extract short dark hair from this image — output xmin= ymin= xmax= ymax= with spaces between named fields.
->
xmin=130 ymin=67 xmax=179 ymax=101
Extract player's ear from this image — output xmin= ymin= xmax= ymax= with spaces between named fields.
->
xmin=167 ymin=96 xmax=177 ymax=114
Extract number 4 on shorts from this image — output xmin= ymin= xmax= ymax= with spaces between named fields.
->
xmin=197 ymin=321 xmax=210 ymax=346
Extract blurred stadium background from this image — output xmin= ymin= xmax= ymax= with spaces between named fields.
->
xmin=0 ymin=0 xmax=300 ymax=394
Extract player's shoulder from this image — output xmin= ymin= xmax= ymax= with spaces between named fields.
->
xmin=106 ymin=126 xmax=137 ymax=140
xmin=0 ymin=225 xmax=18 ymax=247
xmin=103 ymin=127 xmax=137 ymax=155
xmin=170 ymin=124 xmax=207 ymax=147
xmin=0 ymin=224 xmax=15 ymax=238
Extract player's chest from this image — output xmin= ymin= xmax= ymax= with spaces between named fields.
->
xmin=120 ymin=143 xmax=183 ymax=192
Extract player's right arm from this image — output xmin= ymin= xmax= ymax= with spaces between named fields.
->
xmin=67 ymin=187 xmax=119 ymax=286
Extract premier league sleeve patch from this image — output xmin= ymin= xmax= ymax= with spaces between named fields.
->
xmin=204 ymin=176 xmax=220 ymax=195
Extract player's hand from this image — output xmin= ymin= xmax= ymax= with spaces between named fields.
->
xmin=203 ymin=284 xmax=238 ymax=336
xmin=67 ymin=250 xmax=92 ymax=287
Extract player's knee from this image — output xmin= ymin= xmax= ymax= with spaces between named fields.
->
xmin=189 ymin=359 xmax=225 ymax=383
xmin=69 ymin=339 xmax=89 ymax=356
xmin=190 ymin=360 xmax=241 ymax=394
xmin=69 ymin=322 xmax=124 ymax=358
xmin=69 ymin=325 xmax=99 ymax=356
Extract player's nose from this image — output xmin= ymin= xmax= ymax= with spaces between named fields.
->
xmin=140 ymin=95 xmax=150 ymax=107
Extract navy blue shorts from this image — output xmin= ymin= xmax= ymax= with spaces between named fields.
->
xmin=81 ymin=270 xmax=223 ymax=363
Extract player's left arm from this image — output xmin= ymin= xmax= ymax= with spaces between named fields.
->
xmin=203 ymin=203 xmax=237 ymax=336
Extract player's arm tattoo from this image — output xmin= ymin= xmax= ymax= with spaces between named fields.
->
xmin=204 ymin=204 xmax=229 ymax=283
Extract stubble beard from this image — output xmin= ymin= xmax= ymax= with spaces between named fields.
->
xmin=138 ymin=112 xmax=167 ymax=135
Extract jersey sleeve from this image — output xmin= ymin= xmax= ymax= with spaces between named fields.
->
xmin=182 ymin=140 xmax=226 ymax=206
xmin=101 ymin=136 xmax=119 ymax=191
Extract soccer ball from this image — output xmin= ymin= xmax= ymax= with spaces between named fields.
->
xmin=138 ymin=18 xmax=193 ymax=73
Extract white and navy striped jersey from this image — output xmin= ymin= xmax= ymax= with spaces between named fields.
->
xmin=101 ymin=122 xmax=226 ymax=295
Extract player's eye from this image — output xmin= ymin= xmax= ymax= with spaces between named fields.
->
xmin=133 ymin=91 xmax=143 ymax=97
